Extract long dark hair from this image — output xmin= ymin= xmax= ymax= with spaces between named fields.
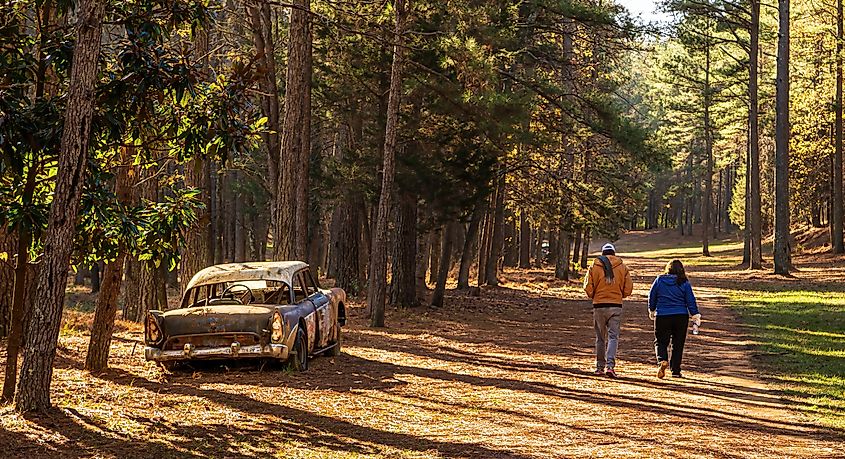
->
xmin=665 ymin=259 xmax=688 ymax=285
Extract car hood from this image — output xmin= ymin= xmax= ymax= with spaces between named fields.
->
xmin=160 ymin=305 xmax=275 ymax=337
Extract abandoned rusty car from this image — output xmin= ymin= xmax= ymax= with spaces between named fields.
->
xmin=144 ymin=261 xmax=346 ymax=370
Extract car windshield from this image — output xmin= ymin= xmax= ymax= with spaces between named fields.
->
xmin=182 ymin=280 xmax=292 ymax=308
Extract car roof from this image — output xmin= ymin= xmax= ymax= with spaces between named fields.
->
xmin=184 ymin=261 xmax=308 ymax=291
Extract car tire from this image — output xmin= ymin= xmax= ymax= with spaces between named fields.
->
xmin=288 ymin=326 xmax=308 ymax=372
xmin=327 ymin=324 xmax=342 ymax=357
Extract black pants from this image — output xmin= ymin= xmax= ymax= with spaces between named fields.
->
xmin=654 ymin=314 xmax=689 ymax=374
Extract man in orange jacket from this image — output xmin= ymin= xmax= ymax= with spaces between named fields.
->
xmin=584 ymin=242 xmax=633 ymax=378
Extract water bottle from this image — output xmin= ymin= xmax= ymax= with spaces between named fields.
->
xmin=692 ymin=321 xmax=699 ymax=335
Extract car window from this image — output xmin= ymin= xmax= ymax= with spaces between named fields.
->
xmin=293 ymin=273 xmax=308 ymax=303
xmin=304 ymin=270 xmax=318 ymax=296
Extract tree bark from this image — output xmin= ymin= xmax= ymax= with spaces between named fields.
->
xmin=15 ymin=0 xmax=106 ymax=412
xmin=518 ymin=213 xmax=531 ymax=269
xmin=503 ymin=213 xmax=518 ymax=267
xmin=334 ymin=195 xmax=361 ymax=295
xmin=85 ymin=152 xmax=133 ymax=372
xmin=415 ymin=229 xmax=430 ymax=298
xmin=431 ymin=222 xmax=456 ymax=307
xmin=702 ymin=30 xmax=714 ymax=257
xmin=477 ymin=203 xmax=492 ymax=284
xmin=390 ymin=192 xmax=417 ymax=306
xmin=248 ymin=1 xmax=281 ymax=196
xmin=274 ymin=0 xmax=312 ymax=261
xmin=0 ymin=230 xmax=15 ymax=339
xmin=458 ymin=206 xmax=482 ymax=289
xmin=485 ymin=173 xmax=506 ymax=286
xmin=834 ymin=0 xmax=844 ymax=253
xmin=181 ymin=158 xmax=212 ymax=290
xmin=367 ymin=0 xmax=405 ymax=327
xmin=428 ymin=227 xmax=441 ymax=285
xmin=571 ymin=229 xmax=582 ymax=265
xmin=749 ymin=0 xmax=763 ymax=269
xmin=773 ymin=0 xmax=791 ymax=274
xmin=580 ymin=230 xmax=590 ymax=269
xmin=555 ymin=230 xmax=571 ymax=281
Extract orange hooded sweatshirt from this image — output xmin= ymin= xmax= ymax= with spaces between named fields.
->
xmin=583 ymin=255 xmax=633 ymax=306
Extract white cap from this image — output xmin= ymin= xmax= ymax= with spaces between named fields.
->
xmin=602 ymin=243 xmax=616 ymax=253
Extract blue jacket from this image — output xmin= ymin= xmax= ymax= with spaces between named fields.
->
xmin=648 ymin=274 xmax=700 ymax=317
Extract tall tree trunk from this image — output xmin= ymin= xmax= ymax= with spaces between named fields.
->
xmin=248 ymin=1 xmax=281 ymax=195
xmin=749 ymin=0 xmax=763 ymax=269
xmin=533 ymin=227 xmax=544 ymax=267
xmin=477 ymin=203 xmax=492 ymax=283
xmin=431 ymin=222 xmax=456 ymax=307
xmin=15 ymin=0 xmax=106 ymax=412
xmin=571 ymin=229 xmax=582 ymax=265
xmin=181 ymin=158 xmax=212 ymax=290
xmin=274 ymin=0 xmax=312 ymax=261
xmin=518 ymin=213 xmax=531 ymax=268
xmin=89 ymin=263 xmax=101 ymax=293
xmin=485 ymin=173 xmax=506 ymax=286
xmin=703 ymin=31 xmax=714 ymax=257
xmin=0 ymin=230 xmax=15 ymax=339
xmin=503 ymin=213 xmax=518 ymax=267
xmin=334 ymin=196 xmax=361 ymax=295
xmin=85 ymin=151 xmax=134 ymax=372
xmin=580 ymin=231 xmax=590 ymax=269
xmin=773 ymin=0 xmax=791 ymax=274
xmin=834 ymin=0 xmax=844 ymax=253
xmin=2 ymin=224 xmax=32 ymax=402
xmin=428 ymin=227 xmax=441 ymax=285
xmin=367 ymin=0 xmax=405 ymax=327
xmin=458 ymin=206 xmax=482 ymax=289
xmin=213 ymin=165 xmax=224 ymax=264
xmin=555 ymin=230 xmax=571 ymax=281
xmin=415 ymin=229 xmax=430 ymax=298
xmin=390 ymin=192 xmax=417 ymax=307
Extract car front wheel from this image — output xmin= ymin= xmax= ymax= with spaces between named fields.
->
xmin=288 ymin=327 xmax=308 ymax=371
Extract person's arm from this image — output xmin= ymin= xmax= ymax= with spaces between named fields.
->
xmin=584 ymin=265 xmax=595 ymax=299
xmin=647 ymin=277 xmax=658 ymax=320
xmin=685 ymin=282 xmax=700 ymax=318
xmin=648 ymin=278 xmax=659 ymax=311
xmin=622 ymin=266 xmax=633 ymax=298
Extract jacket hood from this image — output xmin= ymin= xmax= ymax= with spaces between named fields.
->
xmin=594 ymin=255 xmax=623 ymax=268
xmin=657 ymin=274 xmax=682 ymax=286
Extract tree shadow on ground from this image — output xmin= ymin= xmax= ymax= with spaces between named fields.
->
xmin=94 ymin=366 xmax=536 ymax=459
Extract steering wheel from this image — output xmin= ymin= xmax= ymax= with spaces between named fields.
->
xmin=221 ymin=283 xmax=255 ymax=305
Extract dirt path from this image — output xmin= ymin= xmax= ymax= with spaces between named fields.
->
xmin=1 ymin=232 xmax=843 ymax=458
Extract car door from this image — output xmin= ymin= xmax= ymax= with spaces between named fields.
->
xmin=293 ymin=271 xmax=318 ymax=352
xmin=303 ymin=269 xmax=333 ymax=348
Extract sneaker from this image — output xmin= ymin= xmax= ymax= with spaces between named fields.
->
xmin=657 ymin=361 xmax=669 ymax=379
xmin=605 ymin=369 xmax=618 ymax=378
xmin=593 ymin=369 xmax=604 ymax=376
xmin=672 ymin=372 xmax=683 ymax=378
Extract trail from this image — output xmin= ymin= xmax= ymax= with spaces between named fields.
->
xmin=1 ymin=230 xmax=842 ymax=458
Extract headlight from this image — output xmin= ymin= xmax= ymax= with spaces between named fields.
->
xmin=146 ymin=313 xmax=162 ymax=345
xmin=271 ymin=312 xmax=283 ymax=343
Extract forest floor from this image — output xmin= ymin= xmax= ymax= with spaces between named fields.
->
xmin=1 ymin=229 xmax=844 ymax=458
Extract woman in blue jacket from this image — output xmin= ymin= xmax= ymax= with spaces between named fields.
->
xmin=648 ymin=260 xmax=701 ymax=379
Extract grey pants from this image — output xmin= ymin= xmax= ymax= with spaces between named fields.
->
xmin=594 ymin=307 xmax=623 ymax=371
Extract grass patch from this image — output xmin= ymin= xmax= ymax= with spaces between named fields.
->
xmin=627 ymin=239 xmax=744 ymax=260
xmin=729 ymin=290 xmax=845 ymax=430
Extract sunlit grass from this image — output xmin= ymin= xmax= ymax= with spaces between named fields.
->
xmin=729 ymin=290 xmax=845 ymax=430
xmin=626 ymin=240 xmax=744 ymax=260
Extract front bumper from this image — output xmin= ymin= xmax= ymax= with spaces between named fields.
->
xmin=145 ymin=343 xmax=288 ymax=362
